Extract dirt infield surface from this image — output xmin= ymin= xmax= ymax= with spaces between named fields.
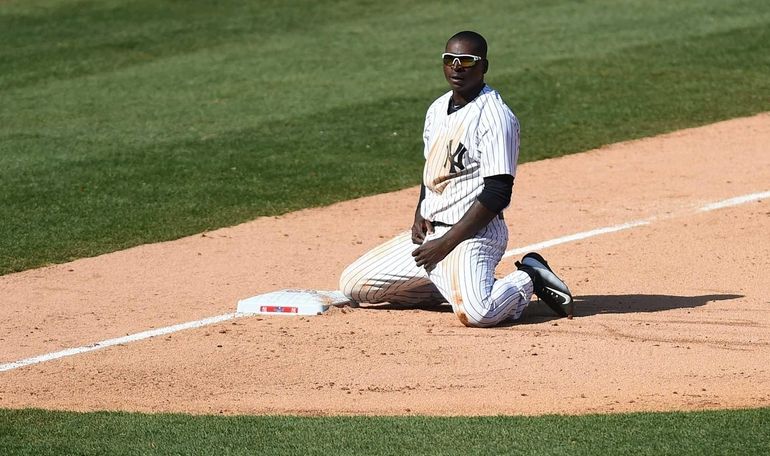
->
xmin=1 ymin=114 xmax=769 ymax=416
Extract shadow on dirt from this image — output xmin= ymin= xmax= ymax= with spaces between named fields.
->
xmin=522 ymin=293 xmax=743 ymax=323
xmin=361 ymin=301 xmax=455 ymax=313
xmin=361 ymin=293 xmax=744 ymax=323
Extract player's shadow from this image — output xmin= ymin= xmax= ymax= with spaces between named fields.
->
xmin=522 ymin=293 xmax=743 ymax=323
xmin=362 ymin=301 xmax=455 ymax=313
xmin=363 ymin=293 xmax=743 ymax=322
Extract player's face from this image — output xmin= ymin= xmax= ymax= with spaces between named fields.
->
xmin=443 ymin=39 xmax=487 ymax=97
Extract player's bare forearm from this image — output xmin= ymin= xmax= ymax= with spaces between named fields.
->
xmin=443 ymin=200 xmax=498 ymax=245
xmin=411 ymin=201 xmax=498 ymax=269
xmin=411 ymin=211 xmax=434 ymax=244
xmin=411 ymin=185 xmax=433 ymax=244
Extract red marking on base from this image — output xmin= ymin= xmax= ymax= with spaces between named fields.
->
xmin=260 ymin=306 xmax=299 ymax=313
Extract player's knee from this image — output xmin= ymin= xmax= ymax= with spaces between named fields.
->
xmin=454 ymin=309 xmax=497 ymax=328
xmin=455 ymin=300 xmax=509 ymax=328
xmin=339 ymin=269 xmax=366 ymax=303
xmin=339 ymin=273 xmax=357 ymax=301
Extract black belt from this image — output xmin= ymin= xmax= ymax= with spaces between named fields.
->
xmin=432 ymin=213 xmax=504 ymax=227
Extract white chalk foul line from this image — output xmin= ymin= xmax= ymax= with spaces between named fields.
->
xmin=1 ymin=189 xmax=768 ymax=373
xmin=503 ymin=189 xmax=769 ymax=259
xmin=0 ymin=313 xmax=239 ymax=373
xmin=698 ymin=190 xmax=770 ymax=212
xmin=502 ymin=219 xmax=653 ymax=259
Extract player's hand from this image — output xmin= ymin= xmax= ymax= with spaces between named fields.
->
xmin=411 ymin=213 xmax=434 ymax=244
xmin=412 ymin=238 xmax=451 ymax=271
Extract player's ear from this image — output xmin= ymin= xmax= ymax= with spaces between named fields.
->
xmin=482 ymin=59 xmax=489 ymax=74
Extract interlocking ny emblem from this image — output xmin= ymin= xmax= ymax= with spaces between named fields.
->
xmin=446 ymin=140 xmax=468 ymax=174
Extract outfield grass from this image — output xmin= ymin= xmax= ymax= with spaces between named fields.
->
xmin=2 ymin=2 xmax=770 ymax=452
xmin=1 ymin=0 xmax=769 ymax=274
xmin=1 ymin=407 xmax=769 ymax=455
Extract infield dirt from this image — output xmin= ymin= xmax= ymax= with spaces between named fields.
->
xmin=1 ymin=113 xmax=769 ymax=415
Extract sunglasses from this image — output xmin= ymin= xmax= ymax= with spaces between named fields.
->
xmin=442 ymin=52 xmax=483 ymax=68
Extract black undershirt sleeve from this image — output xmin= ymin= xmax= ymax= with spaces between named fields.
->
xmin=477 ymin=174 xmax=514 ymax=213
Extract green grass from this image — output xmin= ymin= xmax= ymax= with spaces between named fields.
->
xmin=1 ymin=0 xmax=769 ymax=274
xmin=2 ymin=3 xmax=770 ymax=451
xmin=1 ymin=407 xmax=769 ymax=455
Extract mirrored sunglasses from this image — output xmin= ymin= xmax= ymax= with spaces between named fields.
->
xmin=442 ymin=53 xmax=483 ymax=68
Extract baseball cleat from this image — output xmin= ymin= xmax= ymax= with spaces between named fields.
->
xmin=515 ymin=252 xmax=573 ymax=318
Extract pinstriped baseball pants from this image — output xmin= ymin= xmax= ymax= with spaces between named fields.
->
xmin=339 ymin=217 xmax=534 ymax=327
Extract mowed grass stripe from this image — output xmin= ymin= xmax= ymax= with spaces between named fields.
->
xmin=1 ymin=0 xmax=769 ymax=274
xmin=2 ymin=0 xmax=767 ymax=91
xmin=3 ymin=1 xmax=768 ymax=137
xmin=1 ymin=407 xmax=769 ymax=455
xmin=2 ymin=23 xmax=768 ymax=274
xmin=0 ymin=0 xmax=397 ymax=91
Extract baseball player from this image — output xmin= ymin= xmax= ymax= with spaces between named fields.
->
xmin=339 ymin=31 xmax=573 ymax=327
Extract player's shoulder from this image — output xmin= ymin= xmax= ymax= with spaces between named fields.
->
xmin=427 ymin=90 xmax=453 ymax=113
xmin=477 ymin=85 xmax=518 ymax=125
xmin=477 ymin=86 xmax=514 ymax=112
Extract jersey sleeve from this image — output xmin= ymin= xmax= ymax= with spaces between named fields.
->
xmin=422 ymin=103 xmax=435 ymax=159
xmin=477 ymin=104 xmax=520 ymax=178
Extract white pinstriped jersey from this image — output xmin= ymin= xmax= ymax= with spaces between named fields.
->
xmin=420 ymin=85 xmax=520 ymax=225
xmin=339 ymin=83 xmax=536 ymax=327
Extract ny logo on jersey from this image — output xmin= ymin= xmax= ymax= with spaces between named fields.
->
xmin=445 ymin=140 xmax=468 ymax=174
